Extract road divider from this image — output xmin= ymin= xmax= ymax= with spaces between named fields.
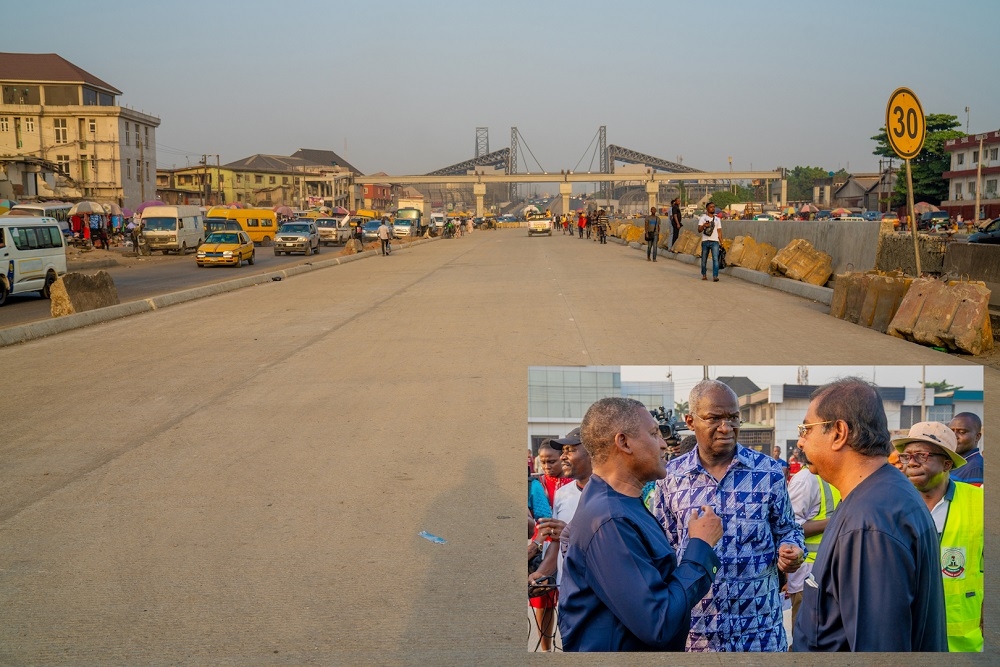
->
xmin=0 ymin=238 xmax=439 ymax=348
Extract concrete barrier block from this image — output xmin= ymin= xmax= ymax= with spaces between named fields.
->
xmin=859 ymin=273 xmax=913 ymax=333
xmin=771 ymin=239 xmax=833 ymax=286
xmin=50 ymin=271 xmax=120 ymax=317
xmin=671 ymin=229 xmax=701 ymax=256
xmin=727 ymin=236 xmax=749 ymax=266
xmin=887 ymin=278 xmax=994 ymax=355
xmin=830 ymin=272 xmax=872 ymax=323
xmin=754 ymin=243 xmax=778 ymax=272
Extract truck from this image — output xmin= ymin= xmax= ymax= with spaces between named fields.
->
xmin=526 ymin=211 xmax=553 ymax=236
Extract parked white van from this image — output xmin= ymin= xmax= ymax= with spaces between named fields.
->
xmin=141 ymin=205 xmax=204 ymax=254
xmin=0 ymin=216 xmax=67 ymax=305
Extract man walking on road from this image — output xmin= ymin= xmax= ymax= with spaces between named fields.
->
xmin=670 ymin=198 xmax=682 ymax=250
xmin=377 ymin=218 xmax=391 ymax=255
xmin=645 ymin=207 xmax=660 ymax=261
xmin=792 ymin=378 xmax=948 ymax=652
xmin=698 ymin=203 xmax=723 ymax=281
xmin=894 ymin=422 xmax=984 ymax=652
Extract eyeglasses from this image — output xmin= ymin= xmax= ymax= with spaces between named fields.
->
xmin=797 ymin=421 xmax=833 ymax=437
xmin=693 ymin=413 xmax=742 ymax=428
xmin=898 ymin=452 xmax=949 ymax=465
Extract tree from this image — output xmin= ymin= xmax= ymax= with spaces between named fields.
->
xmin=785 ymin=166 xmax=834 ymax=202
xmin=871 ymin=114 xmax=965 ymax=206
xmin=710 ymin=190 xmax=738 ymax=209
xmin=922 ymin=380 xmax=963 ymax=393
xmin=674 ymin=400 xmax=689 ymax=416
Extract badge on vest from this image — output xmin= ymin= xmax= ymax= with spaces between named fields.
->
xmin=941 ymin=546 xmax=966 ymax=579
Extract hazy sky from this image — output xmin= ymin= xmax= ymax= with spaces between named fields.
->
xmin=622 ymin=365 xmax=985 ymax=405
xmin=8 ymin=0 xmax=998 ymax=175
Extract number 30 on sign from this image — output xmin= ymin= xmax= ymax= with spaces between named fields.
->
xmin=885 ymin=87 xmax=926 ymax=160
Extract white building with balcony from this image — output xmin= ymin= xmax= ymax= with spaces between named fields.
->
xmin=0 ymin=52 xmax=159 ymax=208
xmin=941 ymin=129 xmax=1000 ymax=221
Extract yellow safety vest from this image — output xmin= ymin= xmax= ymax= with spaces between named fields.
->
xmin=940 ymin=481 xmax=984 ymax=652
xmin=804 ymin=475 xmax=841 ymax=563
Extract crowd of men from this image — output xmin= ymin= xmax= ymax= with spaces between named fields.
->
xmin=527 ymin=378 xmax=984 ymax=652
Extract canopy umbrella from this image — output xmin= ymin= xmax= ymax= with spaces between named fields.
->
xmin=122 ymin=207 xmax=134 ymax=218
xmin=273 ymin=205 xmax=294 ymax=217
xmin=830 ymin=207 xmax=852 ymax=218
xmin=782 ymin=206 xmax=797 ymax=216
xmin=0 ymin=198 xmax=17 ymax=212
xmin=102 ymin=202 xmax=122 ymax=216
xmin=68 ymin=201 xmax=106 ymax=215
xmin=799 ymin=203 xmax=819 ymax=213
xmin=332 ymin=206 xmax=349 ymax=215
xmin=913 ymin=201 xmax=940 ymax=214
xmin=136 ymin=200 xmax=164 ymax=213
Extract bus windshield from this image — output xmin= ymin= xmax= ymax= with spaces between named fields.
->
xmin=394 ymin=209 xmax=420 ymax=220
xmin=142 ymin=217 xmax=177 ymax=232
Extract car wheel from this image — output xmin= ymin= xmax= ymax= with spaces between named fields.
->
xmin=248 ymin=250 xmax=255 ymax=265
xmin=274 ymin=250 xmax=281 ymax=256
xmin=0 ymin=281 xmax=8 ymax=306
xmin=262 ymin=236 xmax=272 ymax=247
xmin=235 ymin=254 xmax=242 ymax=268
xmin=39 ymin=271 xmax=57 ymax=299
xmin=179 ymin=242 xmax=187 ymax=255
xmin=305 ymin=244 xmax=312 ymax=256
xmin=197 ymin=262 xmax=204 ymax=267
xmin=314 ymin=243 xmax=320 ymax=255
xmin=162 ymin=250 xmax=170 ymax=255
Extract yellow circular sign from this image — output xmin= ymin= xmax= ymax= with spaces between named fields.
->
xmin=885 ymin=88 xmax=926 ymax=159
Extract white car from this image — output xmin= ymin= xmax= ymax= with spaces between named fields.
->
xmin=527 ymin=214 xmax=553 ymax=236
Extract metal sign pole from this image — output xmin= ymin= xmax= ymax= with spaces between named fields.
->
xmin=906 ymin=158 xmax=920 ymax=275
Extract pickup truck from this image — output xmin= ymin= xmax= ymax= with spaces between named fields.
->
xmin=526 ymin=213 xmax=553 ymax=236
xmin=315 ymin=216 xmax=352 ymax=246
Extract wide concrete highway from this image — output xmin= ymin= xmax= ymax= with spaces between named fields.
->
xmin=0 ymin=245 xmax=337 ymax=328
xmin=1 ymin=229 xmax=995 ymax=665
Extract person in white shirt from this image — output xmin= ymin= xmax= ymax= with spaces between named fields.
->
xmin=377 ymin=218 xmax=391 ymax=255
xmin=698 ymin=202 xmax=723 ymax=282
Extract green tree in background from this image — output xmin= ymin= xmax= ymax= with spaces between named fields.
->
xmin=674 ymin=400 xmax=689 ymax=416
xmin=871 ymin=114 xmax=964 ymax=206
xmin=784 ymin=166 xmax=851 ymax=202
xmin=922 ymin=380 xmax=963 ymax=393
xmin=710 ymin=190 xmax=738 ymax=209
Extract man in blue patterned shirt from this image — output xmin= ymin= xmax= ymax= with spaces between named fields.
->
xmin=651 ymin=379 xmax=805 ymax=651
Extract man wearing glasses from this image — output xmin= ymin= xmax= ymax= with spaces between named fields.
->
xmin=650 ymin=380 xmax=804 ymax=651
xmin=893 ymin=422 xmax=983 ymax=652
xmin=792 ymin=379 xmax=947 ymax=652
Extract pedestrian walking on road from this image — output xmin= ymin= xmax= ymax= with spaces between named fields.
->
xmin=577 ymin=212 xmax=586 ymax=238
xmin=670 ymin=198 xmax=682 ymax=250
xmin=596 ymin=209 xmax=609 ymax=244
xmin=377 ymin=218 xmax=391 ymax=255
xmin=645 ymin=207 xmax=660 ymax=260
xmin=698 ymin=203 xmax=723 ymax=281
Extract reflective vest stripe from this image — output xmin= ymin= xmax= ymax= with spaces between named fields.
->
xmin=940 ymin=481 xmax=984 ymax=652
xmin=804 ymin=477 xmax=840 ymax=563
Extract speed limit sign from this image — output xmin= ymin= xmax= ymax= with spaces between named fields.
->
xmin=885 ymin=88 xmax=926 ymax=159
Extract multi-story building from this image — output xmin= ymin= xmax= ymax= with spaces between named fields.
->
xmin=941 ymin=129 xmax=1000 ymax=220
xmin=156 ymin=150 xmax=356 ymax=209
xmin=0 ymin=52 xmax=158 ymax=208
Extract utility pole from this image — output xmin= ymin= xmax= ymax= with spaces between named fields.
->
xmin=139 ymin=135 xmax=146 ymax=201
xmin=974 ymin=135 xmax=984 ymax=224
xmin=201 ymin=154 xmax=208 ymax=205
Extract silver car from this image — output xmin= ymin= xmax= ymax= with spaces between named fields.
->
xmin=274 ymin=220 xmax=320 ymax=256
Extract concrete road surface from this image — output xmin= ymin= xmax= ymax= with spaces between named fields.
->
xmin=1 ymin=230 xmax=995 ymax=665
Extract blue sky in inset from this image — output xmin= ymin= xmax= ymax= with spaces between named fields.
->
xmin=6 ymin=0 xmax=997 ymax=175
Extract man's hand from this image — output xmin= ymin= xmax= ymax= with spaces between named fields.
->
xmin=777 ymin=544 xmax=805 ymax=573
xmin=535 ymin=518 xmax=566 ymax=542
xmin=687 ymin=505 xmax=723 ymax=547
